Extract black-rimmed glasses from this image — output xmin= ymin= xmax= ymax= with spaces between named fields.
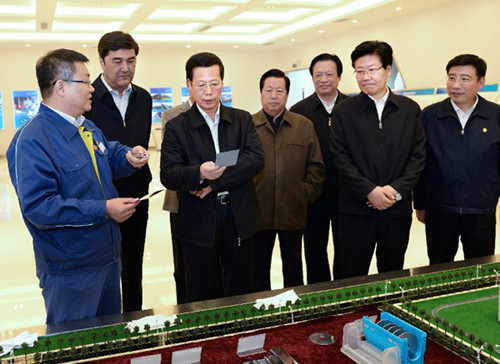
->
xmin=52 ymin=79 xmax=92 ymax=86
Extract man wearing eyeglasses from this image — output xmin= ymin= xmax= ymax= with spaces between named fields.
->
xmin=84 ymin=31 xmax=152 ymax=313
xmin=7 ymin=49 xmax=149 ymax=324
xmin=290 ymin=53 xmax=348 ymax=283
xmin=414 ymin=54 xmax=500 ymax=264
xmin=252 ymin=69 xmax=324 ymax=292
xmin=330 ymin=41 xmax=425 ymax=279
xmin=160 ymin=52 xmax=264 ymax=303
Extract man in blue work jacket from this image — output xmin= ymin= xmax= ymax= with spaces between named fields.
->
xmin=7 ymin=49 xmax=150 ymax=324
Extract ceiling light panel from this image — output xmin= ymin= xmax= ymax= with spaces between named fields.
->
xmin=55 ymin=2 xmax=141 ymax=18
xmin=265 ymin=0 xmax=342 ymax=5
xmin=166 ymin=0 xmax=249 ymax=2
xmin=260 ymin=0 xmax=392 ymax=41
xmin=134 ymin=23 xmax=202 ymax=33
xmin=149 ymin=6 xmax=233 ymax=20
xmin=233 ymin=7 xmax=314 ymax=22
xmin=52 ymin=21 xmax=124 ymax=32
xmin=206 ymin=24 xmax=273 ymax=34
xmin=0 ymin=20 xmax=35 ymax=30
xmin=0 ymin=1 xmax=35 ymax=16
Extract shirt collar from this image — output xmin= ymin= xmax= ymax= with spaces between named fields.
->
xmin=318 ymin=91 xmax=339 ymax=109
xmin=263 ymin=109 xmax=285 ymax=124
xmin=450 ymin=95 xmax=479 ymax=115
xmin=43 ymin=103 xmax=85 ymax=128
xmin=100 ymin=74 xmax=132 ymax=94
xmin=367 ymin=87 xmax=390 ymax=105
xmin=196 ymin=103 xmax=220 ymax=124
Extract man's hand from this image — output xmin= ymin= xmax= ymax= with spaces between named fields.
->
xmin=189 ymin=186 xmax=212 ymax=199
xmin=126 ymin=146 xmax=149 ymax=168
xmin=106 ymin=197 xmax=140 ymax=223
xmin=366 ymin=186 xmax=397 ymax=210
xmin=200 ymin=161 xmax=226 ymax=180
xmin=415 ymin=209 xmax=425 ymax=224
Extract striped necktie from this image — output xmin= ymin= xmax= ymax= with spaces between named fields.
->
xmin=78 ymin=126 xmax=103 ymax=189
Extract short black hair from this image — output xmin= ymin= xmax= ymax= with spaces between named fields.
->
xmin=259 ymin=69 xmax=290 ymax=93
xmin=446 ymin=54 xmax=487 ymax=79
xmin=351 ymin=41 xmax=393 ymax=68
xmin=185 ymin=52 xmax=224 ymax=81
xmin=36 ymin=48 xmax=89 ymax=99
xmin=309 ymin=53 xmax=343 ymax=77
xmin=98 ymin=31 xmax=139 ymax=60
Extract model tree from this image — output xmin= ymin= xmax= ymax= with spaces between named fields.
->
xmin=163 ymin=321 xmax=170 ymax=342
xmin=203 ymin=313 xmax=211 ymax=327
xmin=144 ymin=324 xmax=151 ymax=342
xmin=102 ymin=329 xmax=109 ymax=346
xmin=21 ymin=342 xmax=29 ymax=364
xmin=111 ymin=327 xmax=118 ymax=347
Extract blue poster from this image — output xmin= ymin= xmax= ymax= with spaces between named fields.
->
xmin=150 ymin=87 xmax=173 ymax=124
xmin=181 ymin=87 xmax=189 ymax=104
xmin=13 ymin=90 xmax=39 ymax=129
xmin=0 ymin=92 xmax=4 ymax=131
xmin=221 ymin=86 xmax=232 ymax=107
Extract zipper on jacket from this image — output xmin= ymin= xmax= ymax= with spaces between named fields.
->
xmin=238 ymin=237 xmax=241 ymax=247
xmin=459 ymin=127 xmax=464 ymax=213
xmin=123 ymin=119 xmax=127 ymax=128
xmin=329 ymin=117 xmax=331 ymax=127
xmin=379 ymin=121 xmax=382 ymax=130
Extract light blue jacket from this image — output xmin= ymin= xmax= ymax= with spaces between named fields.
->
xmin=7 ymin=104 xmax=137 ymax=275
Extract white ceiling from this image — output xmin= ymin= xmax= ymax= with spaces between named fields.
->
xmin=0 ymin=0 xmax=454 ymax=49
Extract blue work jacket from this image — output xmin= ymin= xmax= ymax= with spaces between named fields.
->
xmin=7 ymin=104 xmax=137 ymax=275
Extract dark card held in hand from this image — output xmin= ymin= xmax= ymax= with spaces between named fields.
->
xmin=139 ymin=189 xmax=165 ymax=201
xmin=215 ymin=149 xmax=240 ymax=167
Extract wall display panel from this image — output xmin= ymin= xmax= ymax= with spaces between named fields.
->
xmin=0 ymin=92 xmax=4 ymax=130
xmin=478 ymin=83 xmax=498 ymax=103
xmin=286 ymin=68 xmax=314 ymax=108
xmin=392 ymin=88 xmax=436 ymax=109
xmin=12 ymin=90 xmax=39 ymax=129
xmin=181 ymin=87 xmax=189 ymax=104
xmin=434 ymin=87 xmax=448 ymax=103
xmin=150 ymin=87 xmax=173 ymax=124
xmin=388 ymin=59 xmax=406 ymax=91
xmin=221 ymin=86 xmax=232 ymax=107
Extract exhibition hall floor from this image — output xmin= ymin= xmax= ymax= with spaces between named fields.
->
xmin=1 ymin=150 xmax=498 ymax=339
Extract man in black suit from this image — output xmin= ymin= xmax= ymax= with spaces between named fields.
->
xmin=290 ymin=53 xmax=348 ymax=282
xmin=330 ymin=41 xmax=425 ymax=279
xmin=160 ymin=52 xmax=264 ymax=303
xmin=85 ymin=31 xmax=152 ymax=313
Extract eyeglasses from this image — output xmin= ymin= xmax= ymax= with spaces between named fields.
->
xmin=353 ymin=66 xmax=384 ymax=77
xmin=191 ymin=80 xmax=222 ymax=92
xmin=446 ymin=75 xmax=474 ymax=84
xmin=52 ymin=79 xmax=92 ymax=86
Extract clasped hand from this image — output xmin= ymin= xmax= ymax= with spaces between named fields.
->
xmin=366 ymin=185 xmax=397 ymax=210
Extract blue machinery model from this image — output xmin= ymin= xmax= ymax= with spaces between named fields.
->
xmin=341 ymin=312 xmax=427 ymax=364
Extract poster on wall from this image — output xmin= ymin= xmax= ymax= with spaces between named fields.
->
xmin=181 ymin=87 xmax=189 ymax=104
xmin=150 ymin=87 xmax=173 ymax=124
xmin=0 ymin=92 xmax=4 ymax=131
xmin=12 ymin=90 xmax=39 ymax=129
xmin=221 ymin=86 xmax=232 ymax=107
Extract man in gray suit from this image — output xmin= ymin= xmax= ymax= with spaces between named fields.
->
xmin=161 ymin=95 xmax=193 ymax=304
